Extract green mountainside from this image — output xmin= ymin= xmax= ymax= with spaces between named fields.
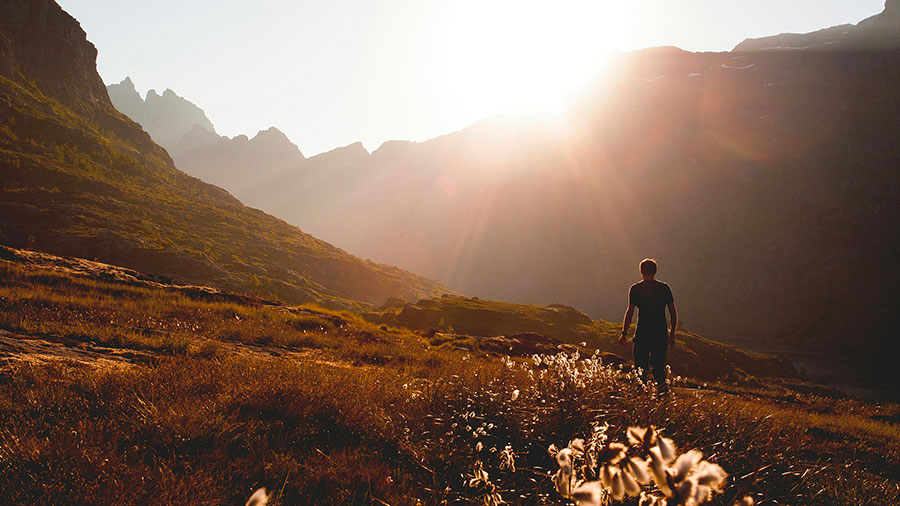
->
xmin=365 ymin=295 xmax=797 ymax=385
xmin=0 ymin=0 xmax=447 ymax=309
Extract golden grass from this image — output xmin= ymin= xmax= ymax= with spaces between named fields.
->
xmin=1 ymin=256 xmax=898 ymax=505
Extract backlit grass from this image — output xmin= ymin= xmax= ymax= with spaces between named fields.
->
xmin=0 ymin=252 xmax=898 ymax=505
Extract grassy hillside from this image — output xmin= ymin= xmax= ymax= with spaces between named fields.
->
xmin=165 ymin=36 xmax=900 ymax=397
xmin=1 ymin=247 xmax=898 ymax=505
xmin=365 ymin=296 xmax=798 ymax=385
xmin=0 ymin=0 xmax=447 ymax=311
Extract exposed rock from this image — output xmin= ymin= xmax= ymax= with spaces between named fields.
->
xmin=846 ymin=0 xmax=900 ymax=48
xmin=0 ymin=0 xmax=450 ymax=314
xmin=0 ymin=0 xmax=108 ymax=113
xmin=733 ymin=25 xmax=852 ymax=52
xmin=735 ymin=0 xmax=900 ymax=51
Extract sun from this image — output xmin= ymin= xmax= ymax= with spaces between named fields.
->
xmin=423 ymin=0 xmax=636 ymax=127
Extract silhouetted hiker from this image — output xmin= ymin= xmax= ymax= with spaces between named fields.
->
xmin=618 ymin=258 xmax=677 ymax=394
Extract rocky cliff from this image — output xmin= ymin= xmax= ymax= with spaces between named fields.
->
xmin=0 ymin=0 xmax=107 ymax=113
xmin=0 ymin=0 xmax=449 ymax=310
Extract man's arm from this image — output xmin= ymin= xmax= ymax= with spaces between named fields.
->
xmin=619 ymin=304 xmax=635 ymax=346
xmin=667 ymin=301 xmax=677 ymax=346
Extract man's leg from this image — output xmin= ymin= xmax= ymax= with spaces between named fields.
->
xmin=633 ymin=338 xmax=650 ymax=383
xmin=650 ymin=340 xmax=669 ymax=392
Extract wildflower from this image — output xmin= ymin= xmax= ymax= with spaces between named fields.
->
xmin=623 ymin=457 xmax=652 ymax=485
xmin=648 ymin=445 xmax=727 ymax=506
xmin=570 ymin=438 xmax=585 ymax=454
xmin=657 ymin=436 xmax=677 ymax=463
xmin=468 ymin=460 xmax=506 ymax=506
xmin=594 ymin=442 xmax=627 ymax=465
xmin=510 ymin=388 xmax=519 ymax=401
xmin=553 ymin=448 xmax=578 ymax=498
xmin=499 ymin=444 xmax=516 ymax=472
xmin=627 ymin=425 xmax=658 ymax=454
xmin=572 ymin=481 xmax=605 ymax=506
xmin=639 ymin=491 xmax=665 ymax=506
xmin=245 ymin=488 xmax=268 ymax=506
xmin=468 ymin=460 xmax=490 ymax=488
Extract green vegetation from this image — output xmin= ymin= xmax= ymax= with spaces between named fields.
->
xmin=0 ymin=70 xmax=447 ymax=313
xmin=366 ymin=296 xmax=798 ymax=386
xmin=1 ymin=248 xmax=898 ymax=505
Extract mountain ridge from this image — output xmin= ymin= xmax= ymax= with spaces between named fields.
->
xmin=0 ymin=0 xmax=449 ymax=310
xmin=734 ymin=0 xmax=900 ymax=51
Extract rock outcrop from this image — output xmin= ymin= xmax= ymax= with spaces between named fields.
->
xmin=107 ymin=77 xmax=217 ymax=151
xmin=0 ymin=0 xmax=108 ymax=113
xmin=0 ymin=0 xmax=449 ymax=312
xmin=735 ymin=0 xmax=900 ymax=51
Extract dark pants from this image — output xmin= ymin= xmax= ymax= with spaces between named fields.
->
xmin=633 ymin=337 xmax=668 ymax=390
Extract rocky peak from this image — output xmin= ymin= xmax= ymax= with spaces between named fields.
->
xmin=0 ymin=0 xmax=110 ymax=114
xmin=249 ymin=127 xmax=305 ymax=160
xmin=309 ymin=141 xmax=370 ymax=166
xmin=846 ymin=0 xmax=900 ymax=49
xmin=119 ymin=76 xmax=136 ymax=92
xmin=108 ymin=80 xmax=217 ymax=152
xmin=887 ymin=0 xmax=900 ymax=15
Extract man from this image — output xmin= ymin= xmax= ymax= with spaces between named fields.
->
xmin=618 ymin=258 xmax=677 ymax=393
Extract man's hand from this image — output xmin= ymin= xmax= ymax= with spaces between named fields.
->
xmin=618 ymin=333 xmax=628 ymax=347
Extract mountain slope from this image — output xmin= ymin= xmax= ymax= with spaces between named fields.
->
xmin=107 ymin=76 xmax=217 ymax=150
xmin=102 ymin=2 xmax=900 ymax=392
xmin=0 ymin=0 xmax=448 ymax=309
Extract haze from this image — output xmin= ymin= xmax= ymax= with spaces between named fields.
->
xmin=59 ymin=0 xmax=882 ymax=155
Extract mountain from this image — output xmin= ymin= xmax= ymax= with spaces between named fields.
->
xmin=363 ymin=295 xmax=796 ymax=384
xmin=0 ymin=0 xmax=448 ymax=309
xmin=734 ymin=0 xmax=900 ymax=51
xmin=108 ymin=76 xmax=308 ymax=195
xmin=103 ymin=3 xmax=900 ymax=393
xmin=107 ymin=77 xmax=216 ymax=151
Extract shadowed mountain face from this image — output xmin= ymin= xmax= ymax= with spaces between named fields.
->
xmin=107 ymin=77 xmax=308 ymax=195
xmin=735 ymin=0 xmax=900 ymax=51
xmin=107 ymin=3 xmax=900 ymax=392
xmin=107 ymin=77 xmax=216 ymax=150
xmin=0 ymin=0 xmax=448 ymax=309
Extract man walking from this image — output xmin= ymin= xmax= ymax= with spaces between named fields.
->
xmin=618 ymin=259 xmax=677 ymax=393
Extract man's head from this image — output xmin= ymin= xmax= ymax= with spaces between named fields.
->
xmin=640 ymin=258 xmax=658 ymax=279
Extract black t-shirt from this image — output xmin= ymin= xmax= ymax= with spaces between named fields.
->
xmin=629 ymin=280 xmax=674 ymax=340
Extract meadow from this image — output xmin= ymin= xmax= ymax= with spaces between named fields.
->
xmin=1 ymin=246 xmax=898 ymax=505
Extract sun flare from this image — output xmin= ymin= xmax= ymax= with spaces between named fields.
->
xmin=423 ymin=0 xmax=636 ymax=125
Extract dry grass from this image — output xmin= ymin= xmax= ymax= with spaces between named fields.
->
xmin=1 ymin=256 xmax=898 ymax=505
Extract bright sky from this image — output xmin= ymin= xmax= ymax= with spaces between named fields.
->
xmin=59 ymin=0 xmax=884 ymax=156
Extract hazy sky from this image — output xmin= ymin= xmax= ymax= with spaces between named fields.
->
xmin=59 ymin=0 xmax=885 ymax=156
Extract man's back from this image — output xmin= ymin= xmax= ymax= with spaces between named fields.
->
xmin=629 ymin=279 xmax=673 ymax=339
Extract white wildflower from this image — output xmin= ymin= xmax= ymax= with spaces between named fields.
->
xmin=657 ymin=437 xmax=677 ymax=463
xmin=624 ymin=456 xmax=652 ymax=485
xmin=499 ymin=444 xmax=516 ymax=472
xmin=572 ymin=481 xmax=605 ymax=506
xmin=672 ymin=450 xmax=703 ymax=483
xmin=569 ymin=438 xmax=585 ymax=453
xmin=245 ymin=488 xmax=268 ymax=506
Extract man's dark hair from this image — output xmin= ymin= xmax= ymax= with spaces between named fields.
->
xmin=640 ymin=258 xmax=658 ymax=276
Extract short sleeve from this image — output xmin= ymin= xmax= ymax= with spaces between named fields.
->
xmin=663 ymin=283 xmax=674 ymax=304
xmin=628 ymin=284 xmax=637 ymax=306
